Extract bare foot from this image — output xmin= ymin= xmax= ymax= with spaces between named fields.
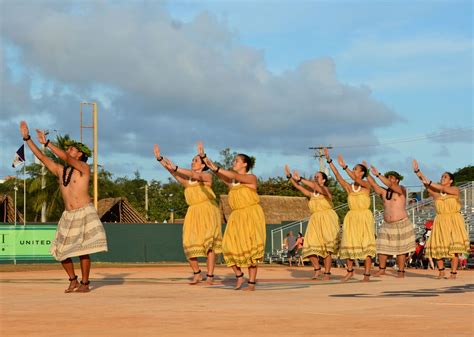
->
xmin=362 ymin=273 xmax=370 ymax=282
xmin=242 ymin=281 xmax=256 ymax=291
xmin=234 ymin=273 xmax=245 ymax=290
xmin=75 ymin=280 xmax=90 ymax=293
xmin=311 ymin=268 xmax=322 ymax=279
xmin=396 ymin=270 xmax=405 ymax=278
xmin=436 ymin=269 xmax=446 ymax=279
xmin=448 ymin=272 xmax=457 ymax=280
xmin=64 ymin=276 xmax=79 ymax=293
xmin=373 ymin=268 xmax=386 ymax=277
xmin=189 ymin=270 xmax=202 ymax=285
xmin=205 ymin=274 xmax=214 ymax=285
xmin=322 ymin=272 xmax=331 ymax=281
xmin=341 ymin=270 xmax=354 ymax=283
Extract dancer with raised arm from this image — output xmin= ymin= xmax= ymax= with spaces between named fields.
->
xmin=19 ymin=121 xmax=108 ymax=293
xmin=413 ymin=160 xmax=469 ymax=279
xmin=324 ymin=148 xmax=375 ymax=282
xmin=285 ymin=165 xmax=339 ymax=280
xmin=365 ymin=163 xmax=416 ymax=278
xmin=199 ymin=142 xmax=265 ymax=291
xmin=154 ymin=144 xmax=222 ymax=285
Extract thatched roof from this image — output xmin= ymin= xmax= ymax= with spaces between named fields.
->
xmin=219 ymin=195 xmax=310 ymax=224
xmin=0 ymin=195 xmax=24 ymax=223
xmin=98 ymin=197 xmax=147 ymax=223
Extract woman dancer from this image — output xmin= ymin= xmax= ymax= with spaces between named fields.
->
xmin=285 ymin=165 xmax=339 ymax=280
xmin=413 ymin=160 xmax=469 ymax=279
xmin=154 ymin=145 xmax=222 ymax=285
xmin=324 ymin=148 xmax=376 ymax=282
xmin=198 ymin=142 xmax=265 ymax=291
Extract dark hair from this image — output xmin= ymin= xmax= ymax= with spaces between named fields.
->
xmin=80 ymin=153 xmax=88 ymax=163
xmin=237 ymin=153 xmax=255 ymax=172
xmin=298 ymin=232 xmax=303 ymax=237
xmin=444 ymin=172 xmax=455 ymax=185
xmin=384 ymin=170 xmax=403 ymax=181
xmin=196 ymin=155 xmax=209 ymax=172
xmin=357 ymin=164 xmax=368 ymax=178
xmin=318 ymin=171 xmax=329 ymax=186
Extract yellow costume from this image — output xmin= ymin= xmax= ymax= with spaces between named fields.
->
xmin=426 ymin=194 xmax=469 ymax=258
xmin=302 ymin=193 xmax=340 ymax=258
xmin=222 ymin=184 xmax=266 ymax=267
xmin=182 ymin=182 xmax=222 ymax=259
xmin=339 ymin=188 xmax=376 ymax=259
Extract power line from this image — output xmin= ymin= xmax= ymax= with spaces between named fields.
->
xmin=331 ymin=126 xmax=473 ymax=149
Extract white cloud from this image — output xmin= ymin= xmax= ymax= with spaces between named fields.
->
xmin=0 ymin=1 xmax=402 ymax=179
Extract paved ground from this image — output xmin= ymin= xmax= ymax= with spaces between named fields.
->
xmin=1 ymin=264 xmax=473 ymax=337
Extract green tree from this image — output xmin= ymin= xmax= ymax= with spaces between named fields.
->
xmin=453 ymin=165 xmax=474 ymax=184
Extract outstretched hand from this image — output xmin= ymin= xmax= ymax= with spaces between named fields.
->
xmin=284 ymin=165 xmax=291 ymax=178
xmin=324 ymin=147 xmax=330 ymax=160
xmin=35 ymin=129 xmax=47 ymax=145
xmin=154 ymin=144 xmax=162 ymax=161
xmin=203 ymin=157 xmax=218 ymax=171
xmin=20 ymin=121 xmax=29 ymax=139
xmin=370 ymin=165 xmax=380 ymax=177
xmin=413 ymin=159 xmax=419 ymax=172
xmin=337 ymin=155 xmax=346 ymax=168
xmin=293 ymin=169 xmax=301 ymax=181
xmin=197 ymin=141 xmax=205 ymax=157
xmin=162 ymin=158 xmax=174 ymax=171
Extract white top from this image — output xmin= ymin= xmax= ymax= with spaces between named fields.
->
xmin=312 ymin=191 xmax=320 ymax=197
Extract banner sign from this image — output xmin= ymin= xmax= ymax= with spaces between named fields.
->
xmin=0 ymin=225 xmax=57 ymax=260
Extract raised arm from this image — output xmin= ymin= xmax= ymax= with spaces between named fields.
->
xmin=154 ymin=145 xmax=189 ymax=186
xmin=338 ymin=155 xmax=371 ymax=190
xmin=414 ymin=160 xmax=459 ymax=196
xmin=19 ymin=121 xmax=61 ymax=177
xmin=198 ymin=142 xmax=258 ymax=187
xmin=324 ymin=148 xmax=351 ymax=193
xmin=293 ymin=169 xmax=331 ymax=199
xmin=366 ymin=163 xmax=388 ymax=196
xmin=413 ymin=160 xmax=439 ymax=198
xmin=161 ymin=158 xmax=190 ymax=186
xmin=371 ymin=165 xmax=405 ymax=196
xmin=285 ymin=165 xmax=312 ymax=198
xmin=43 ymin=131 xmax=89 ymax=175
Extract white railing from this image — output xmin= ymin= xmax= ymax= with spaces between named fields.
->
xmin=269 ymin=181 xmax=474 ymax=256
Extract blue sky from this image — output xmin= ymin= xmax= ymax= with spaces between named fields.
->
xmin=0 ymin=0 xmax=472 ymax=191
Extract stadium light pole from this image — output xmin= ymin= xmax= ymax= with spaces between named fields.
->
xmin=80 ymin=102 xmax=99 ymax=210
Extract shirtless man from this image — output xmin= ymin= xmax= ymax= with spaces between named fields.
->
xmin=20 ymin=121 xmax=108 ymax=292
xmin=365 ymin=162 xmax=416 ymax=278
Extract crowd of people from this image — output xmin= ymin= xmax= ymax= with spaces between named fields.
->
xmin=19 ymin=121 xmax=471 ymax=292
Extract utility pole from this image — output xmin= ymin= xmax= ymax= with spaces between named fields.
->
xmin=309 ymin=146 xmax=333 ymax=175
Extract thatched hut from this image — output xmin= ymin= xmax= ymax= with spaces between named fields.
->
xmin=98 ymin=197 xmax=147 ymax=223
xmin=219 ymin=195 xmax=310 ymax=224
xmin=0 ymin=195 xmax=24 ymax=223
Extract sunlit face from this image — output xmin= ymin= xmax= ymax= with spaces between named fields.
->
xmin=353 ymin=165 xmax=365 ymax=179
xmin=387 ymin=175 xmax=400 ymax=185
xmin=232 ymin=155 xmax=247 ymax=172
xmin=314 ymin=172 xmax=326 ymax=185
xmin=440 ymin=172 xmax=453 ymax=186
xmin=191 ymin=155 xmax=204 ymax=172
xmin=67 ymin=146 xmax=83 ymax=160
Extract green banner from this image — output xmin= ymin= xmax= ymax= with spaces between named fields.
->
xmin=0 ymin=226 xmax=57 ymax=260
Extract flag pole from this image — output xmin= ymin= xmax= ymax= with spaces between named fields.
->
xmin=23 ymin=148 xmax=26 ymax=226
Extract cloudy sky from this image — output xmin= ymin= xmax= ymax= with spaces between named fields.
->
xmin=1 ymin=0 xmax=472 ymax=190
